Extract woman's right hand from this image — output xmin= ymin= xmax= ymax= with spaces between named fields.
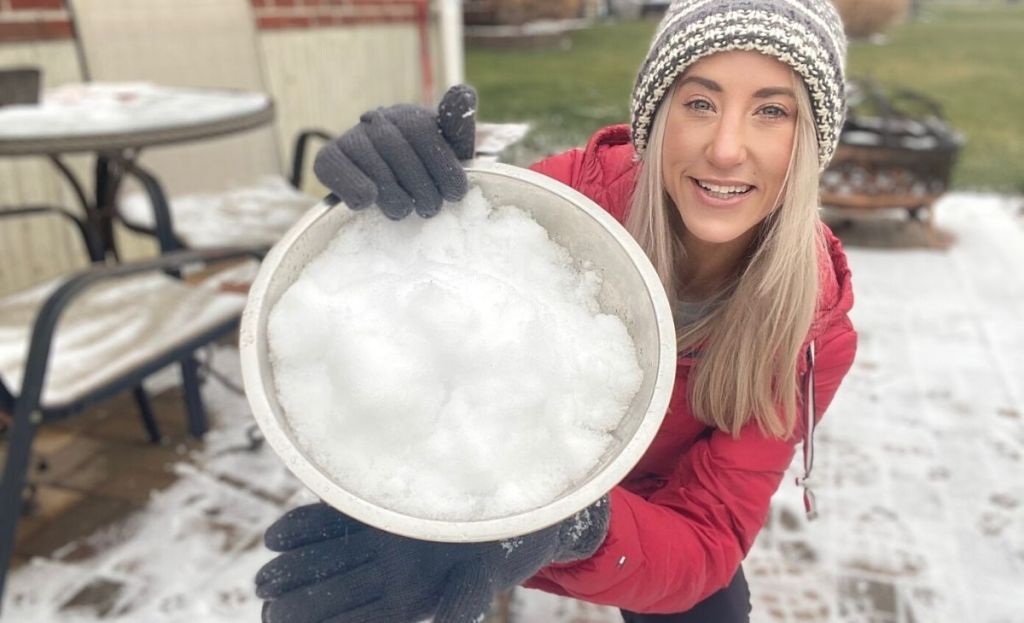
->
xmin=314 ymin=84 xmax=477 ymax=220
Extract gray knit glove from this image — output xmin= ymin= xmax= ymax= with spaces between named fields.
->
xmin=256 ymin=497 xmax=610 ymax=623
xmin=314 ymin=84 xmax=476 ymax=220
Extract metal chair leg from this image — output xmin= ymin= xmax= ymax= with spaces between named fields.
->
xmin=0 ymin=405 xmax=42 ymax=612
xmin=180 ymin=357 xmax=207 ymax=438
xmin=132 ymin=385 xmax=162 ymax=444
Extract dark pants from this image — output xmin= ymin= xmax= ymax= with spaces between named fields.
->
xmin=620 ymin=568 xmax=750 ymax=623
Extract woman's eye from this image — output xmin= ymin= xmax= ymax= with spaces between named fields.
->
xmin=686 ymin=99 xmax=713 ymax=113
xmin=759 ymin=105 xmax=789 ymax=119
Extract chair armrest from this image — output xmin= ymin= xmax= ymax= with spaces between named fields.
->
xmin=0 ymin=205 xmax=104 ymax=263
xmin=289 ymin=128 xmax=334 ymax=189
xmin=120 ymin=160 xmax=183 ymax=254
xmin=13 ymin=246 xmax=262 ymax=416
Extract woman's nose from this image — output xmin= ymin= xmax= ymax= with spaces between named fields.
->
xmin=706 ymin=115 xmax=747 ymax=168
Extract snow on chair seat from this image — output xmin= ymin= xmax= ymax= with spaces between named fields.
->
xmin=0 ymin=273 xmax=246 ymax=409
xmin=118 ymin=176 xmax=316 ymax=249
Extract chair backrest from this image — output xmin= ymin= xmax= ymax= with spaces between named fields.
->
xmin=0 ymin=208 xmax=95 ymax=296
xmin=69 ymin=0 xmax=282 ymax=195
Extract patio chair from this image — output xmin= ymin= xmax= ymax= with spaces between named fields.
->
xmin=67 ymin=0 xmax=332 ymax=253
xmin=0 ymin=188 xmax=259 ymax=607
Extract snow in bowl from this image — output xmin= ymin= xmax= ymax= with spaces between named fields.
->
xmin=240 ymin=161 xmax=676 ymax=542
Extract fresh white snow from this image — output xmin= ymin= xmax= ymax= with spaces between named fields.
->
xmin=267 ymin=188 xmax=643 ymax=520
xmin=475 ymin=122 xmax=531 ymax=159
xmin=3 ymin=192 xmax=1022 ymax=622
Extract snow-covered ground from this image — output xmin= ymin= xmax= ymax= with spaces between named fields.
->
xmin=4 ymin=192 xmax=1023 ymax=622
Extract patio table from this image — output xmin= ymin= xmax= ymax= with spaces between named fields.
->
xmin=0 ymin=83 xmax=274 ymax=260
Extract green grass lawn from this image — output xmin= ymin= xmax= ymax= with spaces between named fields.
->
xmin=466 ymin=4 xmax=1024 ymax=191
xmin=466 ymin=20 xmax=656 ymax=166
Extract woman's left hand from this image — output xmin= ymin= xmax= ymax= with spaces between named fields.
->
xmin=255 ymin=500 xmax=609 ymax=623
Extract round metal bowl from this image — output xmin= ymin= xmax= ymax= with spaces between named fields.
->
xmin=240 ymin=161 xmax=676 ymax=542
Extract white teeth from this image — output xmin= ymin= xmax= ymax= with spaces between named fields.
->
xmin=697 ymin=180 xmax=751 ymax=195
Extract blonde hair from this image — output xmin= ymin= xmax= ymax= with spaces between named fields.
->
xmin=625 ymin=75 xmax=824 ymax=439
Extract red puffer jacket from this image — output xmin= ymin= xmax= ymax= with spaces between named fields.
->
xmin=521 ymin=125 xmax=858 ymax=613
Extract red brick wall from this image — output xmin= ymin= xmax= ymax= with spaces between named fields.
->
xmin=0 ymin=0 xmax=424 ymax=43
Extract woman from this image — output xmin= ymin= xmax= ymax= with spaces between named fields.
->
xmin=255 ymin=1 xmax=857 ymax=621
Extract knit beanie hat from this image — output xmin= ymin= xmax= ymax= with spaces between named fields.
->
xmin=630 ymin=0 xmax=848 ymax=169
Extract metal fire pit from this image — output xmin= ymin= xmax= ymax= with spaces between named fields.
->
xmin=821 ymin=78 xmax=964 ymax=221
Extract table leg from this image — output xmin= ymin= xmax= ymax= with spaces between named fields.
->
xmin=50 ymin=151 xmax=180 ymax=260
xmin=94 ymin=154 xmax=123 ymax=262
xmin=48 ymin=154 xmax=122 ymax=262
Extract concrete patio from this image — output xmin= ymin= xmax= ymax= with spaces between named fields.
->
xmin=2 ymin=192 xmax=1022 ymax=622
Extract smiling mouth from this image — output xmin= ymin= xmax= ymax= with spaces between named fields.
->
xmin=694 ymin=178 xmax=754 ymax=200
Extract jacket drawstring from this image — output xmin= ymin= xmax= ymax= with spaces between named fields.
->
xmin=796 ymin=342 xmax=818 ymax=520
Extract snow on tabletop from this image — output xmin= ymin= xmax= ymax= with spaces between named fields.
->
xmin=267 ymin=187 xmax=644 ymax=520
xmin=475 ymin=122 xmax=531 ymax=156
xmin=0 ymin=83 xmax=268 ymax=140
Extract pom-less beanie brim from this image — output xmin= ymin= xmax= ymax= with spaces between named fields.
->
xmin=630 ymin=0 xmax=848 ymax=169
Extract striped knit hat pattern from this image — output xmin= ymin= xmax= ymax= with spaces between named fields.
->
xmin=630 ymin=0 xmax=848 ymax=169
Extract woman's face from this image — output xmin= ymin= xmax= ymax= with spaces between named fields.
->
xmin=661 ymin=51 xmax=798 ymax=252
